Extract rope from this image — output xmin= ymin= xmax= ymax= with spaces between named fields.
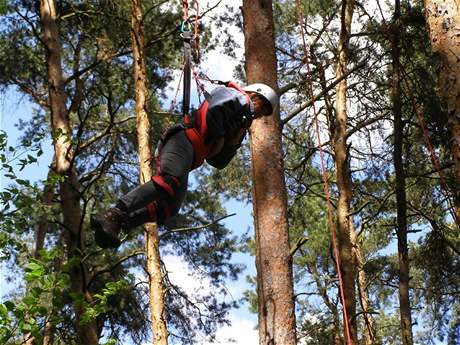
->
xmin=377 ymin=7 xmax=460 ymax=229
xmin=179 ymin=0 xmax=203 ymax=115
xmin=193 ymin=0 xmax=200 ymax=63
xmin=182 ymin=0 xmax=189 ymax=22
xmin=182 ymin=30 xmax=192 ymax=115
xmin=191 ymin=65 xmax=211 ymax=101
xmin=169 ymin=67 xmax=184 ymax=114
xmin=295 ymin=1 xmax=353 ymax=344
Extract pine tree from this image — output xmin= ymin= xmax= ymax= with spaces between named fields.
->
xmin=242 ymin=1 xmax=297 ymax=344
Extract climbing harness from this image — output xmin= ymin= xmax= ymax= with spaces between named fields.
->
xmin=295 ymin=1 xmax=353 ymax=344
xmin=173 ymin=1 xmax=254 ymax=169
xmin=183 ymin=79 xmax=252 ymax=169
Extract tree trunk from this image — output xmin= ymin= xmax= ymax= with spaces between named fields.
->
xmin=242 ymin=1 xmax=297 ymax=344
xmin=39 ymin=1 xmax=98 ymax=344
xmin=130 ymin=1 xmax=169 ymax=344
xmin=333 ymin=0 xmax=358 ymax=343
xmin=309 ymin=262 xmax=342 ymax=345
xmin=350 ymin=223 xmax=377 ymax=345
xmin=33 ymin=165 xmax=55 ymax=258
xmin=392 ymin=1 xmax=414 ymax=344
xmin=424 ymin=0 xmax=460 ymax=220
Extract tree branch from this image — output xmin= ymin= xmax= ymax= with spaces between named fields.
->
xmin=290 ymin=236 xmax=309 ymax=257
xmin=281 ymin=62 xmax=366 ymax=125
xmin=88 ymin=250 xmax=145 ymax=288
xmin=160 ymin=213 xmax=236 ymax=238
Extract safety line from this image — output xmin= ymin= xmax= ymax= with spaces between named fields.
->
xmin=193 ymin=0 xmax=200 ymax=63
xmin=169 ymin=67 xmax=184 ymax=114
xmin=295 ymin=1 xmax=353 ymax=344
xmin=378 ymin=10 xmax=460 ymax=229
xmin=178 ymin=0 xmax=203 ymax=113
xmin=182 ymin=0 xmax=189 ymax=22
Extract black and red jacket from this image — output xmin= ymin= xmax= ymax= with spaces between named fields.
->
xmin=184 ymin=82 xmax=254 ymax=169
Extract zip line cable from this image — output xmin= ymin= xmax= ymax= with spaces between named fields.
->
xmin=295 ymin=1 xmax=353 ymax=344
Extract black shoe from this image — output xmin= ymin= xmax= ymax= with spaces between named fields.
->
xmin=91 ymin=207 xmax=126 ymax=249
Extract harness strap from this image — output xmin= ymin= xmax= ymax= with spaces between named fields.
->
xmin=201 ymin=79 xmax=252 ymax=110
xmin=226 ymin=81 xmax=251 ymax=109
xmin=184 ymin=109 xmax=211 ymax=169
xmin=182 ymin=81 xmax=252 ymax=169
xmin=182 ymin=30 xmax=192 ymax=116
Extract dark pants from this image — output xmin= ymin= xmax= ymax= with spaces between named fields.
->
xmin=119 ymin=129 xmax=194 ymax=227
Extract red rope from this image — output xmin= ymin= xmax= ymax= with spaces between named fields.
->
xmin=193 ymin=0 xmax=200 ymax=62
xmin=191 ymin=65 xmax=205 ymax=102
xmin=410 ymin=77 xmax=459 ymax=227
xmin=177 ymin=0 xmax=204 ymax=107
xmin=182 ymin=0 xmax=189 ymax=22
xmin=169 ymin=67 xmax=184 ymax=113
xmin=378 ymin=9 xmax=460 ymax=229
xmin=295 ymin=1 xmax=353 ymax=344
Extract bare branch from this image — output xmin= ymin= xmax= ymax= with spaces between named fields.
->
xmin=160 ymin=213 xmax=236 ymax=238
xmin=290 ymin=236 xmax=309 ymax=257
xmin=281 ymin=62 xmax=366 ymax=125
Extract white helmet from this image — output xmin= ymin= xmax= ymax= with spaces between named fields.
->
xmin=243 ymin=83 xmax=278 ymax=115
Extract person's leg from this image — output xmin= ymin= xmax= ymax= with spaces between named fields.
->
xmin=122 ymin=129 xmax=193 ymax=228
xmin=123 ymin=176 xmax=188 ymax=229
xmin=91 ymin=130 xmax=194 ymax=248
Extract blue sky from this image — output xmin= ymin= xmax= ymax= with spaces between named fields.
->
xmin=0 ymin=2 xmax=261 ymax=340
xmin=0 ymin=83 xmax=260 ymax=344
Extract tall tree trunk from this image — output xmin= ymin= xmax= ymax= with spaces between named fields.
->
xmin=333 ymin=0 xmax=357 ymax=343
xmin=392 ymin=1 xmax=414 ymax=344
xmin=130 ymin=1 xmax=168 ymax=344
xmin=424 ymin=0 xmax=460 ymax=220
xmin=318 ymin=49 xmax=375 ymax=344
xmin=350 ymin=223 xmax=376 ymax=345
xmin=242 ymin=1 xmax=296 ymax=344
xmin=33 ymin=165 xmax=55 ymax=258
xmin=39 ymin=1 xmax=98 ymax=344
xmin=309 ymin=262 xmax=342 ymax=345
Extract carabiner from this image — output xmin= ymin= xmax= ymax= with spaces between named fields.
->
xmin=180 ymin=20 xmax=191 ymax=33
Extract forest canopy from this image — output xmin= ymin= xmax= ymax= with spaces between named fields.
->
xmin=1 ymin=1 xmax=459 ymax=345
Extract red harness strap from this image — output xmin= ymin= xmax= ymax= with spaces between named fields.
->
xmin=184 ymin=100 xmax=211 ymax=169
xmin=184 ymin=81 xmax=251 ymax=169
xmin=226 ymin=81 xmax=251 ymax=105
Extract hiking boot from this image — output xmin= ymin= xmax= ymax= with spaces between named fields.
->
xmin=91 ymin=207 xmax=126 ymax=249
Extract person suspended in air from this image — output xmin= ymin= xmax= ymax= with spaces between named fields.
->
xmin=91 ymin=82 xmax=278 ymax=249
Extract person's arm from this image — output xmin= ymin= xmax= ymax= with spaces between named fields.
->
xmin=206 ymin=128 xmax=246 ymax=169
xmin=204 ymin=87 xmax=251 ymax=143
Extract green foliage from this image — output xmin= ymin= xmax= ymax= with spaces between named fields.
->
xmin=80 ymin=277 xmax=132 ymax=325
xmin=0 ymin=249 xmax=67 ymax=345
xmin=1 ymin=0 xmax=249 ymax=343
xmin=0 ymin=129 xmax=48 ymax=261
xmin=0 ymin=0 xmax=8 ymax=15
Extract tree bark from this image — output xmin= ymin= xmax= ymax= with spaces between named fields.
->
xmin=242 ymin=1 xmax=297 ymax=344
xmin=39 ymin=1 xmax=98 ymax=344
xmin=130 ymin=1 xmax=169 ymax=344
xmin=392 ymin=1 xmax=414 ymax=344
xmin=350 ymin=223 xmax=377 ymax=345
xmin=333 ymin=0 xmax=358 ymax=343
xmin=424 ymin=0 xmax=460 ymax=220
xmin=309 ymin=262 xmax=342 ymax=345
xmin=33 ymin=165 xmax=55 ymax=258
xmin=319 ymin=46 xmax=375 ymax=343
